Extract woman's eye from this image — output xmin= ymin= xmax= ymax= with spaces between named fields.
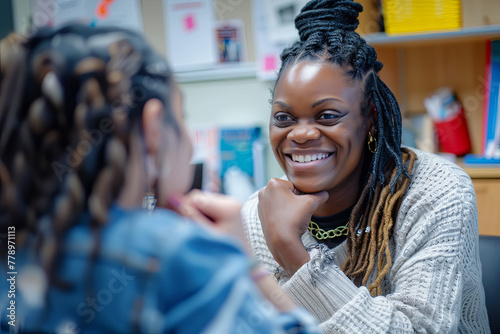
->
xmin=273 ymin=112 xmax=294 ymax=126
xmin=320 ymin=114 xmax=337 ymax=119
xmin=276 ymin=114 xmax=290 ymax=121
xmin=318 ymin=112 xmax=340 ymax=121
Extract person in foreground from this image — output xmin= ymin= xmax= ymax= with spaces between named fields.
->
xmin=242 ymin=0 xmax=490 ymax=333
xmin=0 ymin=24 xmax=320 ymax=333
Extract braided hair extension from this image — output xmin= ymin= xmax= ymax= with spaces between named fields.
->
xmin=273 ymin=0 xmax=418 ymax=295
xmin=0 ymin=24 xmax=174 ymax=306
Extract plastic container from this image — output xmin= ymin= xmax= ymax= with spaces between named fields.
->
xmin=433 ymin=107 xmax=471 ymax=156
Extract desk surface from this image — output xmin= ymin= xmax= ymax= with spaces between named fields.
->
xmin=460 ymin=166 xmax=500 ymax=179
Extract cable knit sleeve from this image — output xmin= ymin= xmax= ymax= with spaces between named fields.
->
xmin=241 ymin=150 xmax=490 ymax=333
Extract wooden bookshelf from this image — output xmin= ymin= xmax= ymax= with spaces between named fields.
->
xmin=458 ymin=161 xmax=500 ymax=235
xmin=373 ymin=30 xmax=500 ymax=156
xmin=370 ymin=26 xmax=500 ymax=236
xmin=461 ymin=166 xmax=500 ymax=179
xmin=457 ymin=160 xmax=500 ymax=235
xmin=471 ymin=178 xmax=500 ymax=236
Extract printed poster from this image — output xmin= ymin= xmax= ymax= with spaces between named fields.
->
xmin=164 ymin=0 xmax=217 ymax=71
xmin=215 ymin=19 xmax=246 ymax=63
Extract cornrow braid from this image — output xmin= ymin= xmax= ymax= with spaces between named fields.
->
xmin=0 ymin=24 xmax=174 ymax=305
xmin=274 ymin=0 xmax=418 ymax=295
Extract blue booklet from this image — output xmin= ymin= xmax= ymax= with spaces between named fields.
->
xmin=219 ymin=127 xmax=266 ymax=201
xmin=463 ymin=154 xmax=500 ymax=166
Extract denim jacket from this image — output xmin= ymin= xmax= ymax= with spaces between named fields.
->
xmin=1 ymin=206 xmax=319 ymax=333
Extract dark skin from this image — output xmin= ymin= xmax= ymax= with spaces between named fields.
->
xmin=258 ymin=61 xmax=376 ymax=276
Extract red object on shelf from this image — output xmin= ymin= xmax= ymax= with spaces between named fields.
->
xmin=434 ymin=107 xmax=472 ymax=156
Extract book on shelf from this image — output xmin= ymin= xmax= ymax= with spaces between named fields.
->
xmin=482 ymin=40 xmax=491 ymax=155
xmin=483 ymin=39 xmax=500 ymax=160
xmin=465 ymin=39 xmax=500 ymax=166
xmin=463 ymin=154 xmax=500 ymax=166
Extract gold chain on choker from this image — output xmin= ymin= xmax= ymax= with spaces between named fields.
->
xmin=308 ymin=221 xmax=349 ymax=240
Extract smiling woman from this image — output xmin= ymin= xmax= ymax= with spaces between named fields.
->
xmin=242 ymin=0 xmax=490 ymax=333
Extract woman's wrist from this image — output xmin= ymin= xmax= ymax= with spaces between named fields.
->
xmin=271 ymin=238 xmax=310 ymax=277
xmin=281 ymin=248 xmax=310 ymax=277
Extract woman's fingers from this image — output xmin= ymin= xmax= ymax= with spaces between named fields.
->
xmin=185 ymin=190 xmax=242 ymax=222
xmin=166 ymin=193 xmax=213 ymax=225
xmin=304 ymin=190 xmax=329 ymax=211
xmin=181 ymin=190 xmax=251 ymax=254
xmin=259 ymin=178 xmax=329 ymax=217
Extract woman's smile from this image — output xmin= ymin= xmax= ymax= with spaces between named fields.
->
xmin=284 ymin=151 xmax=335 ymax=173
xmin=289 ymin=152 xmax=332 ymax=163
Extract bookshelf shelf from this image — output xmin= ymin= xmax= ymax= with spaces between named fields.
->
xmin=461 ymin=166 xmax=500 ymax=179
xmin=175 ymin=62 xmax=257 ymax=83
xmin=364 ymin=25 xmax=500 ymax=46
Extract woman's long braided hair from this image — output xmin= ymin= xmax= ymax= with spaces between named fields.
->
xmin=0 ymin=25 xmax=175 ymax=290
xmin=275 ymin=0 xmax=417 ymax=296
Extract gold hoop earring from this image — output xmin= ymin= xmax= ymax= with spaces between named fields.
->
xmin=368 ymin=131 xmax=377 ymax=153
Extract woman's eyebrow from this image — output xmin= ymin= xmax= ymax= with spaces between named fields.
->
xmin=273 ymin=100 xmax=292 ymax=110
xmin=312 ymin=97 xmax=341 ymax=108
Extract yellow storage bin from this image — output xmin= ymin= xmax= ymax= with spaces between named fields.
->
xmin=382 ymin=0 xmax=462 ymax=34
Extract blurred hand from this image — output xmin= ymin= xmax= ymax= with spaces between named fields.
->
xmin=258 ymin=178 xmax=328 ymax=275
xmin=169 ymin=190 xmax=251 ymax=255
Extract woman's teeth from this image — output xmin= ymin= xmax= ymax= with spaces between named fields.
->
xmin=291 ymin=153 xmax=330 ymax=163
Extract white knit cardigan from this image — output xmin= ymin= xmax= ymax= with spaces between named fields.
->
xmin=242 ymin=149 xmax=490 ymax=333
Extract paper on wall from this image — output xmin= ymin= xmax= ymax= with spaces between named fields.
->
xmin=252 ymin=0 xmax=308 ymax=81
xmin=264 ymin=0 xmax=308 ymax=45
xmin=32 ymin=0 xmax=143 ymax=32
xmin=252 ymin=0 xmax=282 ymax=81
xmin=215 ymin=19 xmax=246 ymax=63
xmin=164 ymin=0 xmax=217 ymax=71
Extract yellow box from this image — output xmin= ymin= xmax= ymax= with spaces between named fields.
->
xmin=382 ymin=0 xmax=462 ymax=34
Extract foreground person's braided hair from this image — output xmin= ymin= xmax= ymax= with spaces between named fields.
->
xmin=0 ymin=25 xmax=174 ymax=288
xmin=274 ymin=0 xmax=417 ymax=296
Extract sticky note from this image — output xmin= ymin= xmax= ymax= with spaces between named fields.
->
xmin=184 ymin=14 xmax=196 ymax=31
xmin=264 ymin=55 xmax=276 ymax=71
xmin=95 ymin=0 xmax=116 ymax=19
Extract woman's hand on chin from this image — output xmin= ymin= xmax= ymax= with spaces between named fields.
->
xmin=257 ymin=178 xmax=328 ymax=276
